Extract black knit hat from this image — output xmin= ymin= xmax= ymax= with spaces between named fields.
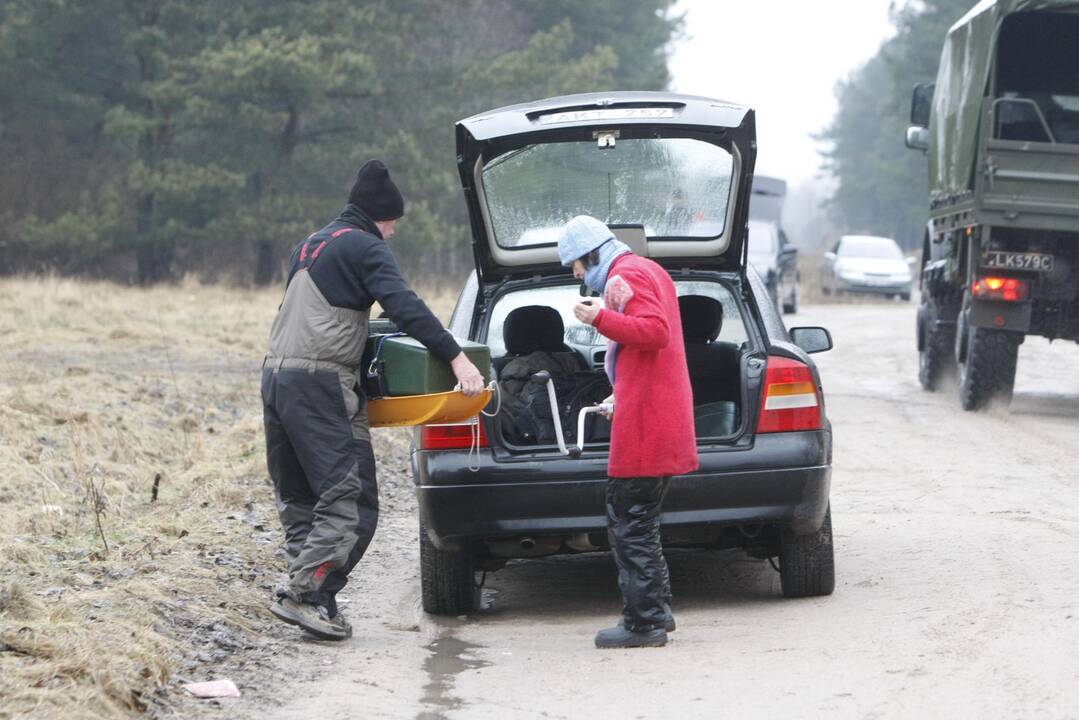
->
xmin=348 ymin=160 xmax=404 ymax=221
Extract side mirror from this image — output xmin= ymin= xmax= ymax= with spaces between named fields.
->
xmin=823 ymin=251 xmax=836 ymax=263
xmin=781 ymin=245 xmax=798 ymax=257
xmin=905 ymin=126 xmax=929 ymax=151
xmin=790 ymin=326 xmax=833 ymax=354
xmin=905 ymin=256 xmax=917 ymax=265
xmin=910 ymin=82 xmax=934 ymax=126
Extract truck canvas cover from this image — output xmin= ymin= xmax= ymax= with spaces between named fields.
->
xmin=931 ymin=0 xmax=1079 ymax=200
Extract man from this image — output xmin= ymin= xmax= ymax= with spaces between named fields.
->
xmin=557 ymin=215 xmax=698 ymax=649
xmin=262 ymin=160 xmax=484 ymax=640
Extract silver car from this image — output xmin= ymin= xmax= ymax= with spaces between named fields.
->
xmin=821 ymin=235 xmax=914 ymax=300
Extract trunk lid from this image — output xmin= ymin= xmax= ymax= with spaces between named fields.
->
xmin=455 ymin=92 xmax=757 ymax=283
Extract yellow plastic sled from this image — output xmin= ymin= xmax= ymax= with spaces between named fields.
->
xmin=367 ymin=388 xmax=494 ymax=428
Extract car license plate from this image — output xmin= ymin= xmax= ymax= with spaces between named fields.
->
xmin=983 ymin=251 xmax=1054 ymax=272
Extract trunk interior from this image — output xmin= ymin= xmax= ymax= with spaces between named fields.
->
xmin=481 ymin=277 xmax=751 ymax=453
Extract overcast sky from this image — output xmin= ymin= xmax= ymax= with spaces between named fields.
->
xmin=668 ymin=0 xmax=902 ymax=185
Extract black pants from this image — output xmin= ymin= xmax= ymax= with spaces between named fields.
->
xmin=261 ymin=367 xmax=379 ymax=607
xmin=606 ymin=477 xmax=672 ymax=631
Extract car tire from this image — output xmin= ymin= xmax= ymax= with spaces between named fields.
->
xmin=779 ymin=506 xmax=835 ymax=598
xmin=957 ymin=313 xmax=1020 ymax=412
xmin=917 ymin=293 xmax=955 ymax=392
xmin=420 ymin=522 xmax=480 ymax=616
xmin=900 ymin=292 xmax=911 ymax=302
xmin=782 ymin=283 xmax=799 ymax=314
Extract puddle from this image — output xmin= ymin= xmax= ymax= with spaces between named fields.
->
xmin=415 ymin=631 xmax=490 ymax=720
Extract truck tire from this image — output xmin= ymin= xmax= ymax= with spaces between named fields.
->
xmin=779 ymin=506 xmax=835 ymax=598
xmin=957 ymin=324 xmax=1020 ymax=411
xmin=917 ymin=295 xmax=955 ymax=391
xmin=420 ymin=522 xmax=479 ymax=615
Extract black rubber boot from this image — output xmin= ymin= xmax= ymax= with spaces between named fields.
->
xmin=595 ymin=624 xmax=668 ymax=649
xmin=607 ymin=478 xmax=673 ymax=632
xmin=620 ymin=604 xmax=675 ymax=632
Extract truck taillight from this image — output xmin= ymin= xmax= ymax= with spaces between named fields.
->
xmin=420 ymin=420 xmax=488 ymax=450
xmin=757 ymin=356 xmax=823 ymax=433
xmin=972 ymin=276 xmax=1029 ymax=302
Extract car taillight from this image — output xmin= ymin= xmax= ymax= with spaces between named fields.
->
xmin=972 ymin=276 xmax=1029 ymax=302
xmin=420 ymin=420 xmax=489 ymax=450
xmin=757 ymin=356 xmax=823 ymax=433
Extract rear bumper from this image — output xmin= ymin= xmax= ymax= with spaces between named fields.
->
xmin=413 ymin=430 xmax=831 ymax=548
xmin=837 ymin=278 xmax=912 ymax=295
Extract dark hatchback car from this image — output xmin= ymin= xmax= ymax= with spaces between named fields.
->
xmin=411 ymin=92 xmax=835 ymax=615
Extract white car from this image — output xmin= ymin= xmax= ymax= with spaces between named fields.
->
xmin=821 ymin=235 xmax=914 ymax=300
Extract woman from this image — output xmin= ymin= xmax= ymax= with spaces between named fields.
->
xmin=558 ymin=215 xmax=699 ymax=649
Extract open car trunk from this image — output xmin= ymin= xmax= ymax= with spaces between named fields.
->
xmin=452 ymin=92 xmax=761 ymax=455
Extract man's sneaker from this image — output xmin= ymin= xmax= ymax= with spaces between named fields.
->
xmin=594 ymin=624 xmax=668 ymax=649
xmin=270 ymin=597 xmax=352 ymax=641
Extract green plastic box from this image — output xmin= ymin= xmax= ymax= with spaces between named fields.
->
xmin=370 ymin=335 xmax=490 ymax=397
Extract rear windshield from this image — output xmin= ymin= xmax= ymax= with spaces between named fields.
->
xmin=838 ymin=237 xmax=902 ymax=260
xmin=485 ymin=279 xmax=747 ymax=358
xmin=481 ymin=138 xmax=734 ymax=249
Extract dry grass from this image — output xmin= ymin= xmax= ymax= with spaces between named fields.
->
xmin=0 ymin=276 xmax=459 ymax=719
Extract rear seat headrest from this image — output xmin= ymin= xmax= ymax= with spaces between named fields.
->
xmin=678 ymin=295 xmax=723 ymax=343
xmin=504 ymin=305 xmax=566 ymax=355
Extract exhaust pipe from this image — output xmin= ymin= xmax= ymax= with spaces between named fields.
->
xmin=519 ymin=537 xmax=536 ymax=550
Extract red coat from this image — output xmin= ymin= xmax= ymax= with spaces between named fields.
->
xmin=593 ymin=254 xmax=699 ymax=478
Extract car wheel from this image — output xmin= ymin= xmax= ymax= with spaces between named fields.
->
xmin=900 ymin=292 xmax=911 ymax=302
xmin=782 ymin=283 xmax=799 ymax=314
xmin=956 ymin=296 xmax=1020 ymax=411
xmin=778 ymin=506 xmax=835 ymax=598
xmin=420 ymin=522 xmax=480 ymax=615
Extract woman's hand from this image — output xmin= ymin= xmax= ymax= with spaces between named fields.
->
xmin=574 ymin=300 xmax=601 ymax=326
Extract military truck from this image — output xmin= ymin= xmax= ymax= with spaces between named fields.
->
xmin=906 ymin=0 xmax=1079 ymax=410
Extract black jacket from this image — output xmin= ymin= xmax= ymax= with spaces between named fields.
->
xmin=284 ymin=204 xmax=461 ymax=363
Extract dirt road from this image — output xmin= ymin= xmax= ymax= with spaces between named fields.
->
xmin=239 ymin=300 xmax=1079 ymax=720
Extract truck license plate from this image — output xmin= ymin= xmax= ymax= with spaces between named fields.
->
xmin=983 ymin=251 xmax=1054 ymax=272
